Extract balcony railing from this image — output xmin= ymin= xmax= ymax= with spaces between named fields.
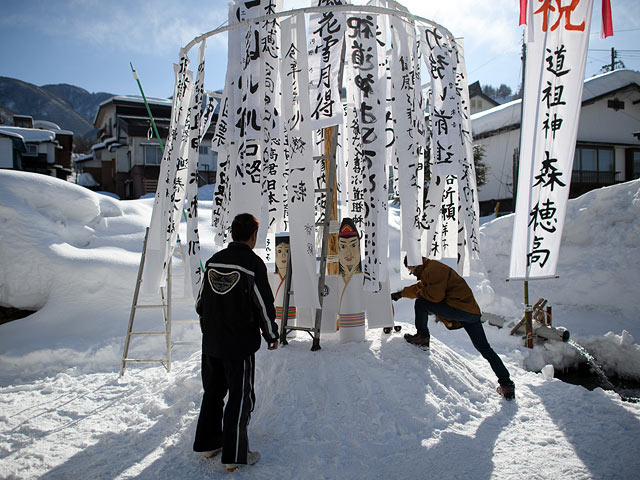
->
xmin=571 ymin=170 xmax=620 ymax=184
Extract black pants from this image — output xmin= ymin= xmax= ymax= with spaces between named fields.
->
xmin=193 ymin=353 xmax=256 ymax=464
xmin=415 ymin=297 xmax=512 ymax=386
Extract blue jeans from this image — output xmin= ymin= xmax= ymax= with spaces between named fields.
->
xmin=414 ymin=297 xmax=512 ymax=386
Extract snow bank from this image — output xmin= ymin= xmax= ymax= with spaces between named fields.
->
xmin=478 ymin=179 xmax=640 ymax=319
xmin=0 ymin=171 xmax=154 ymax=355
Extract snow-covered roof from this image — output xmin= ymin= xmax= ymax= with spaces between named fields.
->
xmin=93 ymin=95 xmax=173 ymax=125
xmin=74 ymin=153 xmax=94 ymax=163
xmin=471 ymin=69 xmax=640 ymax=138
xmin=33 ymin=120 xmax=62 ymax=131
xmin=97 ymin=95 xmax=172 ymax=109
xmin=91 ymin=137 xmax=118 ymax=151
xmin=0 ymin=126 xmax=56 ymax=143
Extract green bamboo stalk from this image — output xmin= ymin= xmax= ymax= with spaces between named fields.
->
xmin=130 ymin=63 xmax=204 ymax=277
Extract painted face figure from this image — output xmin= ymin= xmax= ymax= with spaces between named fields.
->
xmin=339 ymin=237 xmax=360 ymax=271
xmin=337 ymin=217 xmax=362 ymax=278
xmin=275 ymin=235 xmax=290 ymax=277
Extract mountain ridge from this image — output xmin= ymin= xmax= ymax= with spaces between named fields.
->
xmin=0 ymin=76 xmax=116 ymax=139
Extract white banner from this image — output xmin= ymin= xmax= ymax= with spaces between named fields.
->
xmin=281 ymin=14 xmax=320 ymax=309
xmin=345 ymin=13 xmax=388 ymax=292
xmin=308 ymin=0 xmax=346 ymax=129
xmin=389 ymin=14 xmax=423 ymax=266
xmin=510 ymin=0 xmax=594 ymax=280
xmin=211 ymin=2 xmax=242 ymax=246
xmin=143 ymin=53 xmax=193 ymax=294
xmin=184 ymin=40 xmax=207 ymax=299
xmin=453 ymin=38 xmax=480 ymax=275
xmin=260 ymin=0 xmax=287 ymax=235
xmin=420 ymin=25 xmax=478 ymax=274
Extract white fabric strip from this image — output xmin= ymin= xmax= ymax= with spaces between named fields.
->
xmin=307 ymin=0 xmax=347 ymax=129
xmin=281 ymin=14 xmax=320 ymax=309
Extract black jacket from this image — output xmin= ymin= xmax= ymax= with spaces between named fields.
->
xmin=196 ymin=242 xmax=279 ymax=359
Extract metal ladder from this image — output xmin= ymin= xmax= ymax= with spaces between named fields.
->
xmin=279 ymin=126 xmax=338 ymax=351
xmin=120 ymin=228 xmax=199 ymax=376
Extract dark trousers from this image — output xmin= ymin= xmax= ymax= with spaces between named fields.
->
xmin=414 ymin=297 xmax=512 ymax=386
xmin=193 ymin=353 xmax=256 ymax=464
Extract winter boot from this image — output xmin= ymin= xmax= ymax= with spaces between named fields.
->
xmin=202 ymin=447 xmax=222 ymax=459
xmin=404 ymin=332 xmax=430 ymax=348
xmin=497 ymin=382 xmax=515 ymax=400
xmin=225 ymin=451 xmax=261 ymax=472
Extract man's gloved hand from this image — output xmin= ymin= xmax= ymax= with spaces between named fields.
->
xmin=391 ymin=291 xmax=403 ymax=302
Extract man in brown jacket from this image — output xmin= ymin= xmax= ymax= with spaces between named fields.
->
xmin=391 ymin=257 xmax=515 ymax=400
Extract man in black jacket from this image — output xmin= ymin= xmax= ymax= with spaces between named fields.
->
xmin=193 ymin=213 xmax=279 ymax=471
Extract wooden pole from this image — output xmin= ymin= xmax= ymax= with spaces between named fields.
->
xmin=324 ymin=126 xmax=339 ymax=276
xmin=524 ymin=280 xmax=533 ymax=348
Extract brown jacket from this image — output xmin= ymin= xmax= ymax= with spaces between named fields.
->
xmin=401 ymin=259 xmax=481 ymax=315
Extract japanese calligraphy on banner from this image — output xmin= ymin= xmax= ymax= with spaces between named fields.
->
xmin=211 ymin=2 xmax=242 ymax=246
xmin=453 ymin=38 xmax=480 ymax=274
xmin=389 ymin=13 xmax=423 ymax=267
xmin=260 ymin=0 xmax=287 ymax=235
xmin=345 ymin=13 xmax=388 ymax=292
xmin=281 ymin=14 xmax=320 ymax=309
xmin=183 ymin=40 xmax=207 ymax=299
xmin=143 ymin=53 xmax=194 ymax=294
xmin=510 ymin=0 xmax=594 ymax=280
xmin=420 ymin=25 xmax=476 ymax=273
xmin=308 ymin=0 xmax=346 ymax=129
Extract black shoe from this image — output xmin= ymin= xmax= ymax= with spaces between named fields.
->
xmin=497 ymin=382 xmax=515 ymax=400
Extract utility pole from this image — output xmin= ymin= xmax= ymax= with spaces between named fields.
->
xmin=611 ymin=47 xmax=616 ymax=72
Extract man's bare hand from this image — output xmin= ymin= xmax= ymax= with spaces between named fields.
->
xmin=268 ymin=340 xmax=279 ymax=350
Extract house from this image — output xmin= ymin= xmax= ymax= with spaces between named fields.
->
xmin=471 ymin=69 xmax=640 ymax=215
xmin=80 ymin=95 xmax=217 ymax=199
xmin=468 ymin=81 xmax=500 ymax=115
xmin=0 ymin=116 xmax=74 ymax=179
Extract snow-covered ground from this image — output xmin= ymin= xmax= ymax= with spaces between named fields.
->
xmin=1 ymin=170 xmax=639 ymax=479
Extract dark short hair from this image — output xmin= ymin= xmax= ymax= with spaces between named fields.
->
xmin=231 ymin=213 xmax=259 ymax=242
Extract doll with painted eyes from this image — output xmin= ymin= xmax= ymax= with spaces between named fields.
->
xmin=268 ymin=234 xmax=297 ymax=326
xmin=336 ymin=218 xmax=366 ymax=343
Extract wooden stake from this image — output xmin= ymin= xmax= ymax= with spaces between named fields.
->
xmin=324 ymin=126 xmax=339 ymax=276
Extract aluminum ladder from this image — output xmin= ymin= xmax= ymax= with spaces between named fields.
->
xmin=279 ymin=126 xmax=338 ymax=351
xmin=120 ymin=229 xmax=199 ymax=376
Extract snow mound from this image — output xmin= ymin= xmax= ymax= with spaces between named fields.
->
xmin=478 ymin=179 xmax=640 ymax=318
xmin=0 ymin=171 xmax=125 ymax=311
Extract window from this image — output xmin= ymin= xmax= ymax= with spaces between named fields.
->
xmin=626 ymin=148 xmax=640 ymax=180
xmin=143 ymin=145 xmax=162 ymax=165
xmin=573 ymin=145 xmax=616 ymax=184
xmin=24 ymin=144 xmax=38 ymax=156
xmin=199 ymin=145 xmax=209 ymax=155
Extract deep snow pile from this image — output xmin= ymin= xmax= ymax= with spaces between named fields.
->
xmin=1 ymin=171 xmax=640 ymax=479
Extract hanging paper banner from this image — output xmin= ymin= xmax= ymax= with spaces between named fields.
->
xmin=389 ymin=14 xmax=423 ymax=266
xmin=343 ymin=101 xmax=366 ymax=242
xmin=184 ymin=40 xmax=207 ymax=299
xmin=308 ymin=0 xmax=346 ymax=129
xmin=227 ymin=1 xmax=270 ymax=247
xmin=281 ymin=14 xmax=320 ymax=309
xmin=211 ymin=2 xmax=243 ymax=245
xmin=143 ymin=53 xmax=193 ymax=294
xmin=420 ymin=25 xmax=477 ymax=272
xmin=345 ymin=13 xmax=388 ymax=293
xmin=260 ymin=0 xmax=287 ymax=234
xmin=453 ymin=38 xmax=481 ymax=274
xmin=510 ymin=0 xmax=595 ymax=280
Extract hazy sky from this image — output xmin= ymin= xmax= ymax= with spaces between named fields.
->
xmin=1 ymin=0 xmax=638 ymax=99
